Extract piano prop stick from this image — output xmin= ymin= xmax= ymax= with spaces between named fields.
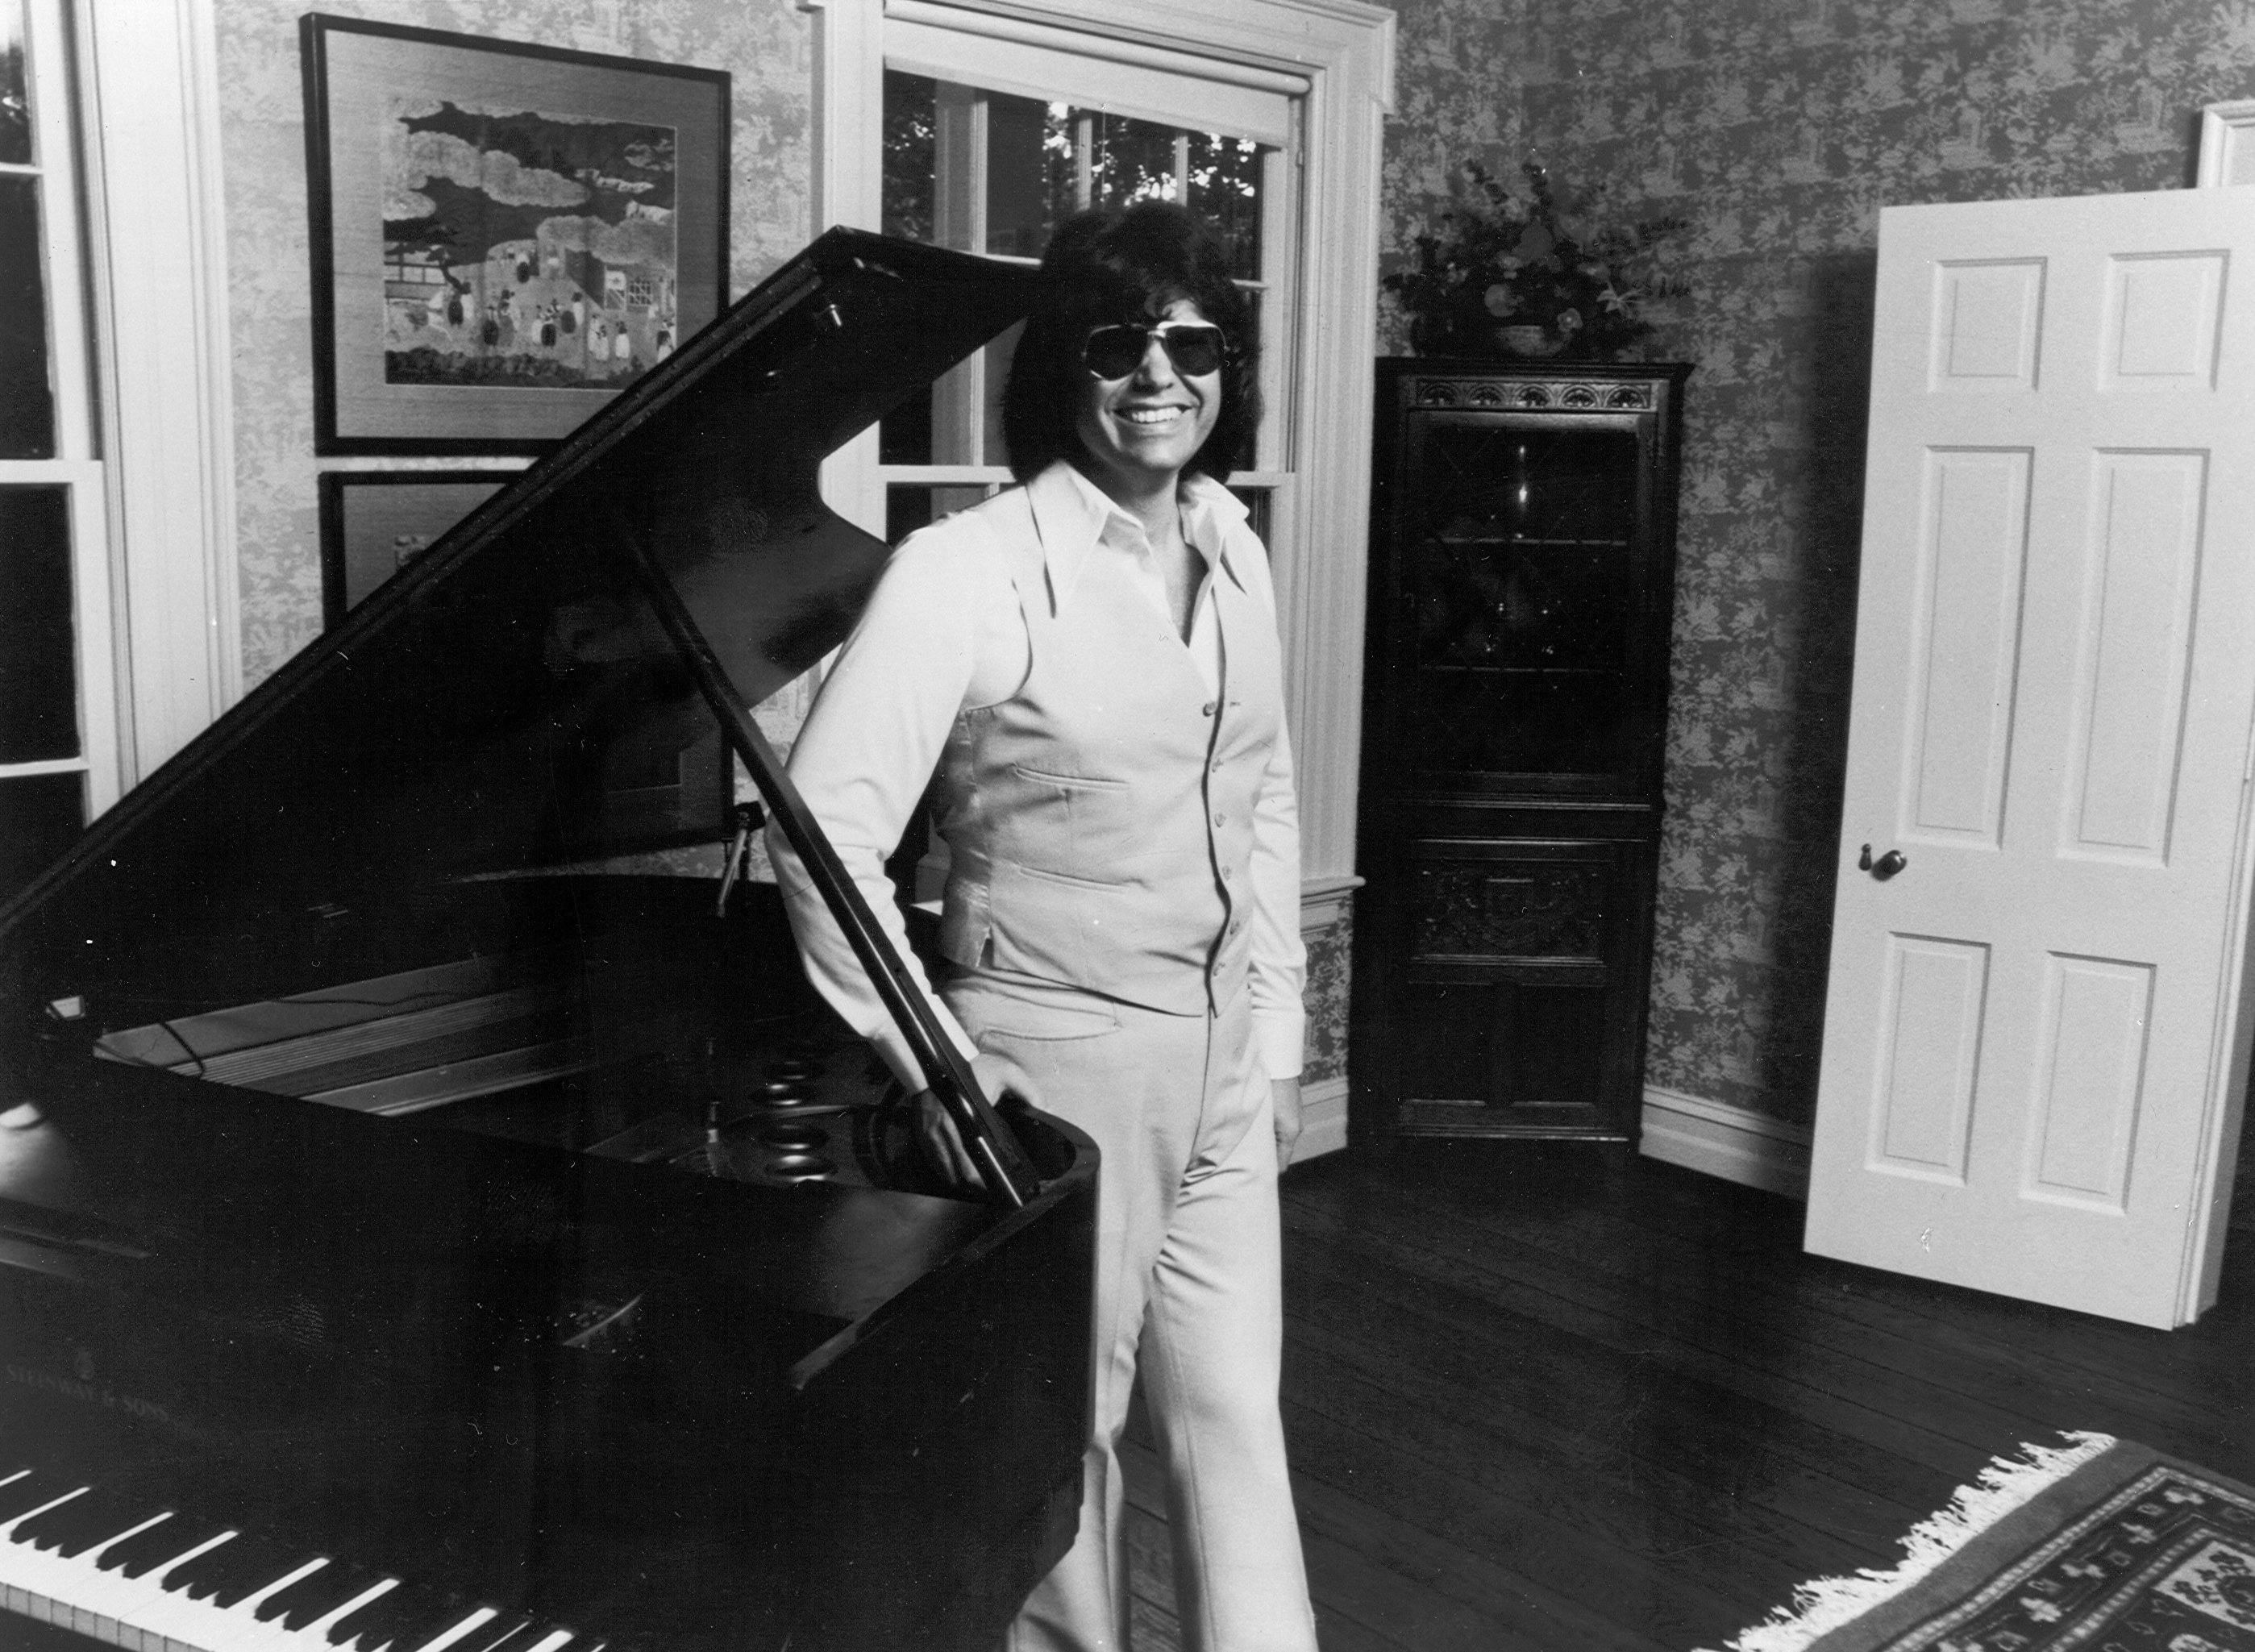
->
xmin=617 ymin=531 xmax=1044 ymax=1210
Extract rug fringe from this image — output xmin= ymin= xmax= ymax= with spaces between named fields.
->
xmin=1707 ymin=1430 xmax=2118 ymax=1652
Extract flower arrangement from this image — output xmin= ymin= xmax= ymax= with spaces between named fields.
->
xmin=1385 ymin=160 xmax=1687 ymax=360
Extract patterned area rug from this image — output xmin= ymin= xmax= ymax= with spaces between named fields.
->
xmin=1712 ymin=1434 xmax=2255 ymax=1652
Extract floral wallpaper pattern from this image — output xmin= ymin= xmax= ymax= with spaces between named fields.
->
xmin=214 ymin=0 xmax=813 ymax=687
xmin=1379 ymin=0 xmax=2255 ymax=1126
xmin=1301 ymin=905 xmax=1353 ymax=1088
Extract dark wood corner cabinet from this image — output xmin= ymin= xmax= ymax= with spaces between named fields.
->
xmin=1352 ymin=358 xmax=1691 ymax=1146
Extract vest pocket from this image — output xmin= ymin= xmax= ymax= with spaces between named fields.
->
xmin=1008 ymin=763 xmax=1131 ymax=792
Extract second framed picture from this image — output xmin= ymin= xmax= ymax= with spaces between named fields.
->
xmin=302 ymin=14 xmax=730 ymax=454
xmin=318 ymin=470 xmax=512 ymax=624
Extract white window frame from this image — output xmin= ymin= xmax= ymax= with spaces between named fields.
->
xmin=72 ymin=0 xmax=239 ymax=784
xmin=2 ymin=0 xmax=119 ymax=818
xmin=800 ymin=0 xmax=1394 ymax=893
xmin=872 ymin=50 xmax=1299 ymax=492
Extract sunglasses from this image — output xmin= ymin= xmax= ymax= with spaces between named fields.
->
xmin=1082 ymin=321 xmax=1229 ymax=381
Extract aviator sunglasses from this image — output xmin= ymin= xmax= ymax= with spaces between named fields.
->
xmin=1082 ymin=320 xmax=1229 ymax=381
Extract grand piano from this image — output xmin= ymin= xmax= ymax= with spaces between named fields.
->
xmin=0 ymin=231 xmax=1096 ymax=1652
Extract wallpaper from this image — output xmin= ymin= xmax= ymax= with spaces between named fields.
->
xmin=1379 ymin=0 xmax=2255 ymax=1126
xmin=214 ymin=0 xmax=813 ymax=688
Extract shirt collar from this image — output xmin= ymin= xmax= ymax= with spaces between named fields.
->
xmin=1025 ymin=460 xmax=1252 ymax=612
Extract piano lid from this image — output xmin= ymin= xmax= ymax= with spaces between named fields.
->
xmin=0 ymin=229 xmax=1038 ymax=1034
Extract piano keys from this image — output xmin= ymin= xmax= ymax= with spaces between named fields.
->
xmin=0 ymin=1461 xmax=591 ymax=1652
xmin=0 ymin=231 xmax=1098 ymax=1652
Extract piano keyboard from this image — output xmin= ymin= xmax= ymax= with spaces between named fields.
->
xmin=0 ymin=1467 xmax=598 ymax=1652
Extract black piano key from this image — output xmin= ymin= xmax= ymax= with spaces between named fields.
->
xmin=0 ymin=1468 xmax=69 ymax=1523
xmin=94 ymin=1510 xmax=206 ymax=1575
xmin=195 ymin=1527 xmax=312 ymax=1606
xmin=6 ymin=1487 xmax=94 ymax=1550
xmin=15 ymin=1482 xmax=137 ymax=1552
xmin=259 ymin=1558 xmax=382 ymax=1630
xmin=326 ymin=1576 xmax=431 ymax=1647
xmin=96 ymin=1511 xmax=193 ymax=1575
xmin=351 ymin=1580 xmax=476 ymax=1652
xmin=154 ymin=1526 xmax=240 ymax=1595
xmin=52 ymin=1493 xmax=168 ymax=1559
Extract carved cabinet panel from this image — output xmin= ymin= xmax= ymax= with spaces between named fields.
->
xmin=1352 ymin=360 xmax=1689 ymax=1143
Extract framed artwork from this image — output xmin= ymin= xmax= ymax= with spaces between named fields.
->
xmin=317 ymin=469 xmax=512 ymax=624
xmin=301 ymin=14 xmax=730 ymax=455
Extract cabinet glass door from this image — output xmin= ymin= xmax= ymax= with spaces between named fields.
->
xmin=1398 ymin=414 xmax=1645 ymax=786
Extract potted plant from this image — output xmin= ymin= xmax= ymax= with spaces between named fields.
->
xmin=1385 ymin=160 xmax=1687 ymax=360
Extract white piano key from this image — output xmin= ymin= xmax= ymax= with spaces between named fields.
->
xmin=0 ymin=1486 xmax=90 ymax=1620
xmin=2 ymin=1526 xmax=85 ymax=1625
xmin=0 ymin=1506 xmax=580 ymax=1652
xmin=64 ymin=1513 xmax=194 ymax=1646
xmin=62 ymin=1514 xmax=182 ymax=1643
xmin=114 ymin=1529 xmax=243 ymax=1650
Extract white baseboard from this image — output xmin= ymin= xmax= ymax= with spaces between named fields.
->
xmin=1638 ymin=1085 xmax=1811 ymax=1199
xmin=1294 ymin=1073 xmax=1350 ymax=1162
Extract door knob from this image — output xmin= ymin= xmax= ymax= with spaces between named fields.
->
xmin=1858 ymin=843 xmax=1908 ymax=880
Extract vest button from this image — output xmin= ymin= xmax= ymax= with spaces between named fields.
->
xmin=1213 ymin=813 xmax=1225 ymax=826
xmin=1200 ymin=701 xmax=1217 ymax=717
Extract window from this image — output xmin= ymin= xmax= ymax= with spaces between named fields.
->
xmin=811 ymin=0 xmax=1392 ymax=896
xmin=0 ymin=0 xmax=119 ymax=902
xmin=874 ymin=64 xmax=1296 ymax=547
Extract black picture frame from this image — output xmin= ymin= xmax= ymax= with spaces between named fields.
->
xmin=301 ymin=13 xmax=730 ymax=456
xmin=315 ymin=468 xmax=514 ymax=624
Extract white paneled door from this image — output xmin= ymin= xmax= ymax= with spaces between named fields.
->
xmin=1805 ymin=188 xmax=2255 ymax=1329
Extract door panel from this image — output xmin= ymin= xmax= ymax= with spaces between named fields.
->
xmin=1806 ymin=188 xmax=2255 ymax=1329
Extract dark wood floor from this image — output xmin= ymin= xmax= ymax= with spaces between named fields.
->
xmin=1123 ymin=1133 xmax=2255 ymax=1651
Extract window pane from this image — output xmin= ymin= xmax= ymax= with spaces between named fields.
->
xmin=1189 ymin=134 xmax=1265 ymax=280
xmin=0 ymin=485 xmax=77 ymax=761
xmin=885 ymin=483 xmax=991 ymax=546
xmin=1084 ymin=110 xmax=1179 ymax=210
xmin=982 ymin=91 xmax=1063 ymax=259
xmin=0 ymin=0 xmax=28 ymax=167
xmin=0 ymin=173 xmax=54 ymax=458
xmin=882 ymin=70 xmax=936 ymax=243
xmin=0 ymin=771 xmax=82 ymax=903
xmin=1225 ymin=485 xmax=1271 ymax=547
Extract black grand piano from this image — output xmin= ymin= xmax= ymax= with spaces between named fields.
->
xmin=0 ymin=231 xmax=1096 ymax=1652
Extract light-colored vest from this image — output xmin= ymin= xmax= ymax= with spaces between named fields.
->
xmin=932 ymin=487 xmax=1282 ymax=1016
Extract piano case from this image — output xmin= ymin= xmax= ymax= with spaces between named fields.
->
xmin=0 ymin=230 xmax=1096 ymax=1652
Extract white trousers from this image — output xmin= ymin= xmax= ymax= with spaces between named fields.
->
xmin=942 ymin=968 xmax=1317 ymax=1652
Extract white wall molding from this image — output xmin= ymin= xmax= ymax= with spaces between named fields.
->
xmin=77 ymin=0 xmax=240 ymax=780
xmin=1639 ymin=1086 xmax=1812 ymax=1200
xmin=1295 ymin=1073 xmax=1348 ymax=1162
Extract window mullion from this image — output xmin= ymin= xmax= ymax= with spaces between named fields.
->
xmin=931 ymin=84 xmax=989 ymax=467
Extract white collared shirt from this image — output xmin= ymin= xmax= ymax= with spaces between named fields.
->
xmin=771 ymin=460 xmax=1305 ymax=1091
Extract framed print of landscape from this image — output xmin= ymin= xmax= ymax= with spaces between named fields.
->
xmin=301 ymin=14 xmax=729 ymax=454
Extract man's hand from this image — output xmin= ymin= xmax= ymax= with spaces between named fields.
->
xmin=1271 ymin=1076 xmax=1304 ymax=1170
xmin=910 ymin=1051 xmax=1033 ymax=1192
